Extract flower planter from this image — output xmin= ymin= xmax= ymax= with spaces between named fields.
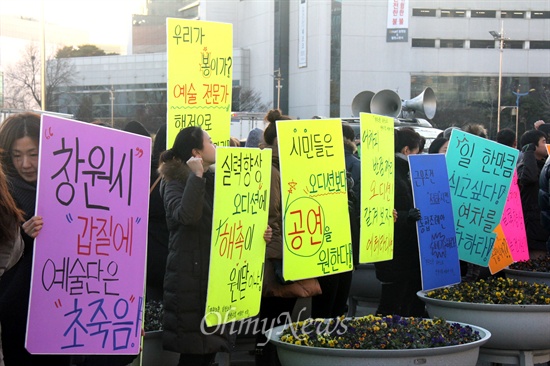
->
xmin=267 ymin=320 xmax=491 ymax=366
xmin=504 ymin=268 xmax=550 ymax=286
xmin=130 ymin=330 xmax=179 ymax=366
xmin=417 ymin=291 xmax=550 ymax=350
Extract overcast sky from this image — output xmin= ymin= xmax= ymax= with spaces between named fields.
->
xmin=0 ymin=0 xmax=145 ymax=46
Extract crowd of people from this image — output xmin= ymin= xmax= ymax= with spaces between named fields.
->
xmin=0 ymin=110 xmax=549 ymax=366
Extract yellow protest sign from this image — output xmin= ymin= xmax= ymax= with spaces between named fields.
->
xmin=277 ymin=119 xmax=353 ymax=281
xmin=205 ymin=147 xmax=272 ymax=326
xmin=359 ymin=113 xmax=395 ymax=263
xmin=167 ymin=18 xmax=232 ymax=148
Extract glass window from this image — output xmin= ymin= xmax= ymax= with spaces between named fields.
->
xmin=412 ymin=9 xmax=436 ymax=17
xmin=504 ymin=40 xmax=524 ymax=49
xmin=470 ymin=40 xmax=495 ymax=48
xmin=530 ymin=41 xmax=550 ymax=49
xmin=412 ymin=39 xmax=436 ymax=47
xmin=471 ymin=10 xmax=496 ymax=18
xmin=531 ymin=11 xmax=550 ymax=19
xmin=441 ymin=9 xmax=466 ymax=17
xmin=501 ymin=11 xmax=525 ymax=18
xmin=440 ymin=39 xmax=464 ymax=48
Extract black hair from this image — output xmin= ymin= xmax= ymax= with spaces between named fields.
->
xmin=123 ymin=120 xmax=150 ymax=137
xmin=395 ymin=127 xmax=421 ymax=153
xmin=159 ymin=126 xmax=204 ymax=163
xmin=519 ymin=129 xmax=546 ymax=150
xmin=428 ymin=137 xmax=449 ymax=154
xmin=263 ymin=109 xmax=291 ymax=145
xmin=496 ymin=128 xmax=516 ymax=148
xmin=342 ymin=122 xmax=355 ymax=141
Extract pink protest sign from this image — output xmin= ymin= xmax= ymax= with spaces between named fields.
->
xmin=500 ymin=170 xmax=529 ymax=262
xmin=26 ymin=115 xmax=151 ymax=354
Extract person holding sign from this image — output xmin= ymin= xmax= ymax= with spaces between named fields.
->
xmin=0 ymin=161 xmax=25 ymax=366
xmin=517 ymin=129 xmax=550 ymax=259
xmin=375 ymin=127 xmax=425 ymax=317
xmin=0 ymin=113 xmax=71 ymax=366
xmin=158 ymin=126 xmax=229 ymax=366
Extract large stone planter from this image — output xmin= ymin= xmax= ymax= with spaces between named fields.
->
xmin=267 ymin=321 xmax=491 ymax=366
xmin=417 ymin=291 xmax=550 ymax=350
xmin=504 ymin=268 xmax=550 ymax=286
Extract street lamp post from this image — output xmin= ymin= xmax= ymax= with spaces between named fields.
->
xmin=512 ymin=88 xmax=536 ymax=138
xmin=108 ymin=87 xmax=115 ymax=127
xmin=274 ymin=69 xmax=283 ymax=110
xmin=490 ymin=22 xmax=506 ymax=133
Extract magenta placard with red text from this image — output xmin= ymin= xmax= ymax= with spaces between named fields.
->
xmin=26 ymin=115 xmax=151 ymax=354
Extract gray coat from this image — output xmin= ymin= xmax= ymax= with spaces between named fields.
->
xmin=158 ymin=159 xmax=230 ymax=354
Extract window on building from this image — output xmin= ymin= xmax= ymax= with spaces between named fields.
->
xmin=412 ymin=9 xmax=436 ymax=17
xmin=440 ymin=39 xmax=464 ymax=48
xmin=441 ymin=9 xmax=466 ymax=17
xmin=504 ymin=40 xmax=524 ymax=49
xmin=412 ymin=38 xmax=436 ymax=47
xmin=501 ymin=11 xmax=525 ymax=18
xmin=530 ymin=41 xmax=550 ymax=49
xmin=471 ymin=10 xmax=496 ymax=18
xmin=531 ymin=11 xmax=550 ymax=19
xmin=470 ymin=40 xmax=495 ymax=48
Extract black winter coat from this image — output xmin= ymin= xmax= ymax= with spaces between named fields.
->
xmin=517 ymin=151 xmax=550 ymax=250
xmin=158 ymin=159 xmax=230 ymax=355
xmin=539 ymin=157 xmax=550 ymax=229
xmin=375 ymin=154 xmax=420 ymax=282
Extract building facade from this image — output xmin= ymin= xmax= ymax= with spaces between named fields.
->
xmin=53 ymin=0 xmax=549 ymax=136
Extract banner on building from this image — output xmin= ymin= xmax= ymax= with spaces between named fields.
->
xmin=386 ymin=0 xmax=409 ymax=42
xmin=298 ymin=0 xmax=308 ymax=68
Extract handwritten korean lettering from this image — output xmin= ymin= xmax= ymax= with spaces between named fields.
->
xmin=51 ymin=137 xmax=134 ymax=210
xmin=62 ymin=297 xmax=141 ymax=350
xmin=220 ymin=151 xmax=263 ymax=186
xmin=172 ymin=25 xmax=205 ymax=45
xmin=77 ymin=216 xmax=134 ymax=256
xmin=203 ymin=84 xmax=230 ymax=104
xmin=214 ymin=219 xmax=255 ymax=260
xmin=42 ymin=257 xmax=119 ymax=296
xmin=308 ymin=169 xmax=346 ymax=194
xmin=412 ymin=169 xmax=435 ymax=187
xmin=480 ymin=148 xmax=516 ymax=178
xmin=363 ymin=206 xmax=393 ymax=227
xmin=290 ymin=131 xmax=334 ymax=158
xmin=371 ymin=156 xmax=392 ymax=176
xmin=200 ymin=49 xmax=232 ymax=78
xmin=173 ymin=113 xmax=212 ymax=130
xmin=173 ymin=83 xmax=197 ymax=104
xmin=363 ymin=232 xmax=393 ymax=255
xmin=362 ymin=129 xmax=380 ymax=151
xmin=287 ymin=206 xmax=323 ymax=251
xmin=317 ymin=243 xmax=352 ymax=273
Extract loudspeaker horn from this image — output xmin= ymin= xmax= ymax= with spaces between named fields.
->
xmin=402 ymin=87 xmax=437 ymax=120
xmin=351 ymin=91 xmax=375 ymax=117
xmin=370 ymin=89 xmax=402 ymax=118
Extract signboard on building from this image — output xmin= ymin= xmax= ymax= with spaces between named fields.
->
xmin=386 ymin=0 xmax=409 ymax=42
xmin=298 ymin=0 xmax=308 ymax=68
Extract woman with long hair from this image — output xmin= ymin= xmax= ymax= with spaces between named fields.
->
xmin=0 ymin=112 xmax=70 ymax=365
